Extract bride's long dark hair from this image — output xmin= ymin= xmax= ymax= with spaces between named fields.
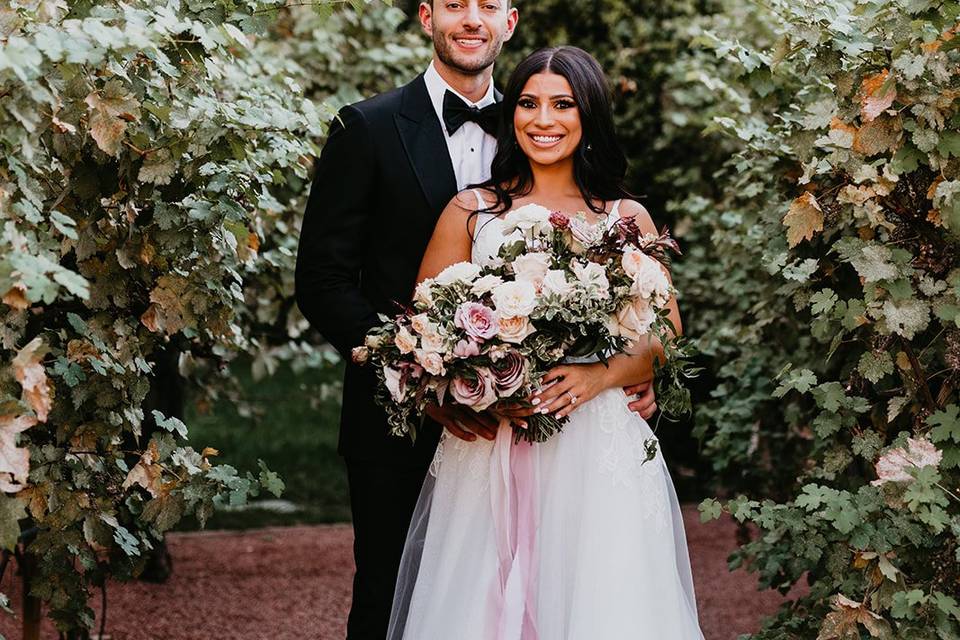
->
xmin=472 ymin=46 xmax=631 ymax=218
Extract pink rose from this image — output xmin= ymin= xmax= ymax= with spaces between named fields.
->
xmin=490 ymin=350 xmax=527 ymax=397
xmin=454 ymin=302 xmax=499 ymax=341
xmin=450 ymin=367 xmax=498 ymax=410
xmin=549 ymin=211 xmax=569 ymax=229
xmin=453 ymin=338 xmax=481 ymax=359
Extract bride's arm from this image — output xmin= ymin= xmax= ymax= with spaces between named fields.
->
xmin=533 ymin=200 xmax=683 ymax=419
xmin=416 ymin=193 xmax=476 ymax=284
xmin=416 ymin=192 xmax=500 ymax=441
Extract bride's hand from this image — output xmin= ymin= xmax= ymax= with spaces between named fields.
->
xmin=532 ymin=362 xmax=609 ymax=419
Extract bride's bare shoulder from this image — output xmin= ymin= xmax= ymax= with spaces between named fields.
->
xmin=449 ymin=187 xmax=498 ymax=210
xmin=618 ymin=199 xmax=657 ymax=235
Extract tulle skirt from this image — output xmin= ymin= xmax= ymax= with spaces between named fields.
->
xmin=387 ymin=387 xmax=705 ymax=639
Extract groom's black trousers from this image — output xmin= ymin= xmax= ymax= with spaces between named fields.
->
xmin=345 ymin=457 xmax=430 ymax=639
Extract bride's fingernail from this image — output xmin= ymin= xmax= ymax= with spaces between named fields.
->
xmin=531 ymin=398 xmax=541 ymax=406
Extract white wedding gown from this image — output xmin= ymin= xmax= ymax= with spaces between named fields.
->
xmin=387 ymin=197 xmax=705 ymax=640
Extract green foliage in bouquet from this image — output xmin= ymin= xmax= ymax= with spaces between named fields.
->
xmin=0 ymin=0 xmax=423 ymax=633
xmin=681 ymin=0 xmax=960 ymax=636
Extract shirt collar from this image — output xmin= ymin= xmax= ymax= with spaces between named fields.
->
xmin=424 ymin=60 xmax=496 ymax=128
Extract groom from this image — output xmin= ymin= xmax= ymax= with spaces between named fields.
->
xmin=295 ymin=2 xmax=658 ymax=638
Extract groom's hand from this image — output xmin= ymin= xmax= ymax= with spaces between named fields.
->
xmin=624 ymin=381 xmax=658 ymax=420
xmin=425 ymin=404 xmax=498 ymax=442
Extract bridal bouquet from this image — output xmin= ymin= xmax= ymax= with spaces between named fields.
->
xmin=352 ymin=203 xmax=683 ymax=443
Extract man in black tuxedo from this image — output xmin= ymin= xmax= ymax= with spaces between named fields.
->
xmin=296 ymin=2 xmax=520 ymax=638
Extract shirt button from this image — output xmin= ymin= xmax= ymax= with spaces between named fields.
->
xmin=470 ymin=148 xmax=475 ymax=152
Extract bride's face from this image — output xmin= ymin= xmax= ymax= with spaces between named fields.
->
xmin=513 ymin=72 xmax=582 ymax=167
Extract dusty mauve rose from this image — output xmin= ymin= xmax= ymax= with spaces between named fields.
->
xmin=549 ymin=210 xmax=569 ymax=229
xmin=453 ymin=338 xmax=481 ymax=358
xmin=872 ymin=437 xmax=942 ymax=485
xmin=450 ymin=368 xmax=498 ymax=410
xmin=351 ymin=346 xmax=370 ymax=365
xmin=490 ymin=350 xmax=527 ymax=396
xmin=454 ymin=302 xmax=499 ymax=341
xmin=498 ymin=315 xmax=535 ymax=344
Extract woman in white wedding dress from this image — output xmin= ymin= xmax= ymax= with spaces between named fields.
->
xmin=387 ymin=46 xmax=704 ymax=640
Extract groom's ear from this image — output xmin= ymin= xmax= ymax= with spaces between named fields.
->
xmin=504 ymin=5 xmax=519 ymax=40
xmin=419 ymin=2 xmax=434 ymax=37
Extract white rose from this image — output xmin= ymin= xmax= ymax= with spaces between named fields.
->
xmin=571 ymin=260 xmax=610 ymax=299
xmin=501 ymin=203 xmax=552 ymax=237
xmin=410 ymin=313 xmax=433 ymax=335
xmin=497 ymin=315 xmax=536 ymax=344
xmin=413 ymin=280 xmax=434 ymax=307
xmin=512 ymin=252 xmax=551 ymax=290
xmin=621 ymin=248 xmax=648 ymax=277
xmin=490 ymin=280 xmax=538 ymax=318
xmin=630 ymin=254 xmax=671 ymax=306
xmin=609 ymin=299 xmax=656 ymax=343
xmin=394 ymin=325 xmax=417 ymax=354
xmin=435 ymin=261 xmax=482 ymax=286
xmin=420 ymin=329 xmax=446 ymax=353
xmin=383 ymin=366 xmax=405 ymax=402
xmin=415 ymin=349 xmax=446 ymax=376
xmin=471 ymin=274 xmax=504 ymax=296
xmin=541 ymin=269 xmax=574 ymax=298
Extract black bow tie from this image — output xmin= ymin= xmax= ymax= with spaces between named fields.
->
xmin=442 ymin=90 xmax=501 ymax=137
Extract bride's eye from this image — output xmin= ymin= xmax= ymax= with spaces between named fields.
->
xmin=518 ymin=98 xmax=537 ymax=109
xmin=555 ymin=100 xmax=576 ymax=110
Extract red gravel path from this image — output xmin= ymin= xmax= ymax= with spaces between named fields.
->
xmin=0 ymin=507 xmax=798 ymax=639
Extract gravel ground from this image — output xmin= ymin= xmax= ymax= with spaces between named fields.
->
xmin=0 ymin=506 xmax=799 ymax=639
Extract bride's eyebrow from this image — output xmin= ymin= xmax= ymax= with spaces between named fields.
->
xmin=518 ymin=93 xmax=576 ymax=100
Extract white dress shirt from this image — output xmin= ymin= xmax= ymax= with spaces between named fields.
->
xmin=423 ymin=61 xmax=498 ymax=190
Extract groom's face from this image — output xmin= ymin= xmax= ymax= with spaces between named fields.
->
xmin=419 ymin=1 xmax=518 ymax=75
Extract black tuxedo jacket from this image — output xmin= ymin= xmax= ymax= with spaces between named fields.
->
xmin=296 ymin=74 xmax=491 ymax=463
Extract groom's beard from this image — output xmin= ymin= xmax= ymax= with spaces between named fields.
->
xmin=433 ymin=30 xmax=505 ymax=75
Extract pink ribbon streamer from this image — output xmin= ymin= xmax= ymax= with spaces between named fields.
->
xmin=490 ymin=420 xmax=539 ymax=640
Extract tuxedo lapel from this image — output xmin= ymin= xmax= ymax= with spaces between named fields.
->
xmin=395 ymin=75 xmax=458 ymax=216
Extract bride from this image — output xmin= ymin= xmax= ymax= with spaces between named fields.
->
xmin=387 ymin=46 xmax=704 ymax=640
